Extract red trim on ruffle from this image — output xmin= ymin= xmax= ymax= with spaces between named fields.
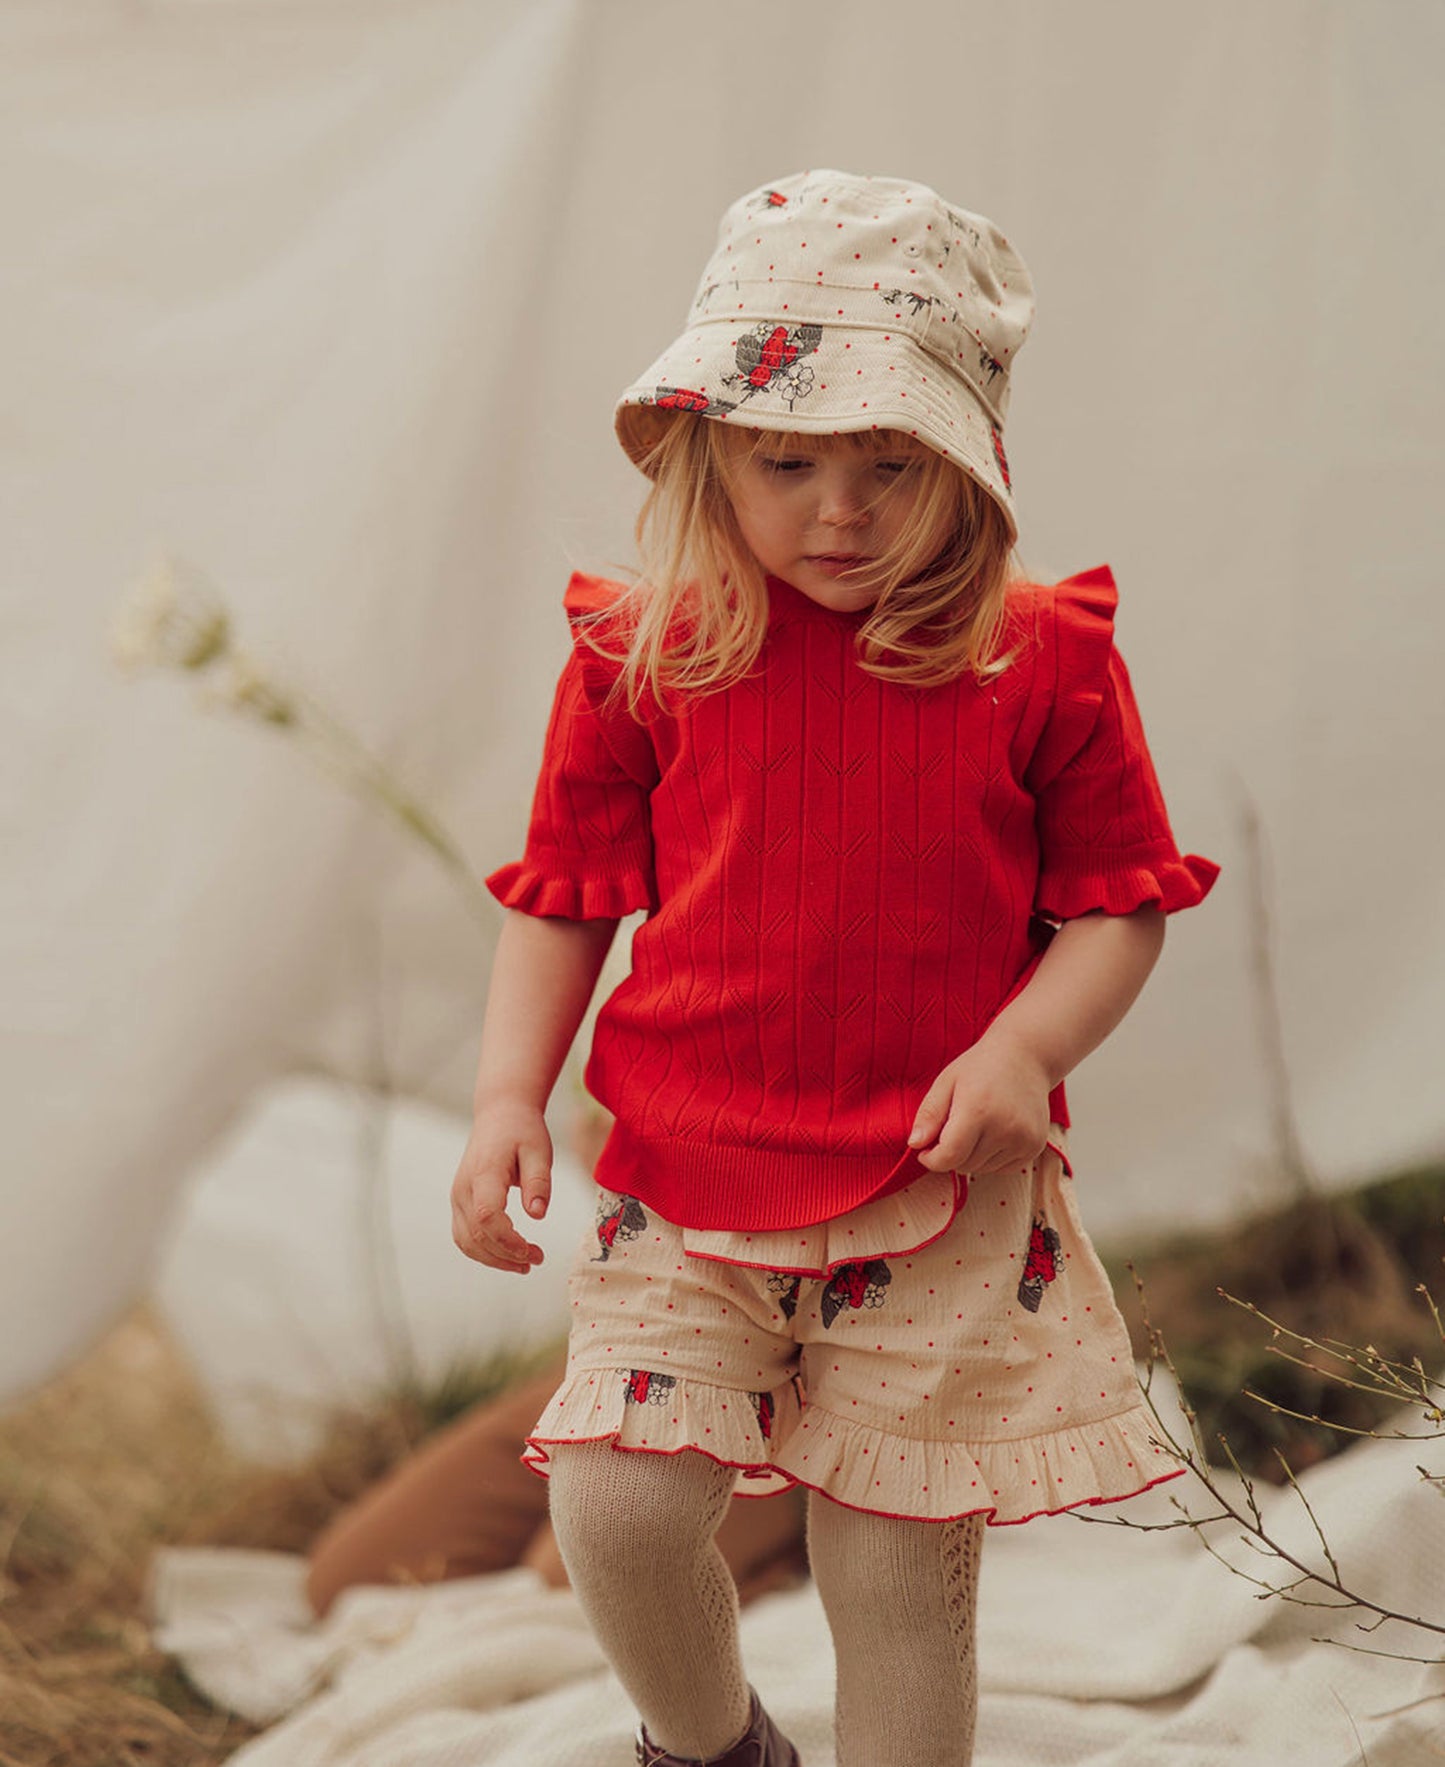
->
xmin=521 ymin=1430 xmax=1187 ymax=1523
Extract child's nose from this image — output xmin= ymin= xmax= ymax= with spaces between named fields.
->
xmin=817 ymin=469 xmax=873 ymax=526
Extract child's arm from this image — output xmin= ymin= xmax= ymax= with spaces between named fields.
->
xmin=907 ymin=906 xmax=1166 ymax=1176
xmin=451 ymin=909 xmax=619 ymax=1274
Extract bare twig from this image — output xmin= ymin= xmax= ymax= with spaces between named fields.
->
xmin=1076 ymin=1266 xmax=1445 ymax=1663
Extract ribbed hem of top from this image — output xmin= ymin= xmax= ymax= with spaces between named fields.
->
xmin=592 ymin=1096 xmax=1070 ymax=1233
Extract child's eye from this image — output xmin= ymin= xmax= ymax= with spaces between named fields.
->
xmin=757 ymin=456 xmax=811 ymax=474
xmin=875 ymin=460 xmax=918 ymax=476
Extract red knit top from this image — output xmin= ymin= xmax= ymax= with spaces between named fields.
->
xmin=487 ymin=565 xmax=1218 ymax=1232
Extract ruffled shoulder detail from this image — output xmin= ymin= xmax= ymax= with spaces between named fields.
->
xmin=557 ymin=572 xmax=658 ymax=789
xmin=563 ymin=570 xmax=630 ymax=624
xmin=1023 ymin=564 xmax=1120 ymax=792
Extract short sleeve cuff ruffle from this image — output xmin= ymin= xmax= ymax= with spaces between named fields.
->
xmin=1029 ymin=565 xmax=1219 ymax=920
xmin=485 ymin=853 xmax=657 ymax=920
xmin=486 ymin=575 xmax=660 ymax=922
xmin=1034 ymin=846 xmax=1220 ymax=920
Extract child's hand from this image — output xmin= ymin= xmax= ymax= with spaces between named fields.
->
xmin=450 ymin=1096 xmax=555 ymax=1274
xmin=906 ymin=1033 xmax=1052 ymax=1177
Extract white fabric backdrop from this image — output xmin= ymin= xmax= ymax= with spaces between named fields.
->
xmin=4 ymin=0 xmax=1443 ymax=1403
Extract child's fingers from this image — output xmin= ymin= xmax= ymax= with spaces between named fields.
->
xmin=518 ymin=1131 xmax=554 ymax=1221
xmin=460 ymin=1205 xmax=542 ymax=1273
xmin=451 ymin=1163 xmax=544 ymax=1272
xmin=475 ymin=1202 xmax=542 ymax=1268
xmin=906 ymin=1076 xmax=955 ymax=1150
xmin=921 ymin=1117 xmax=986 ymax=1174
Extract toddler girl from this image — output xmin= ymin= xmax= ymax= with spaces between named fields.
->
xmin=452 ymin=169 xmax=1217 ymax=1767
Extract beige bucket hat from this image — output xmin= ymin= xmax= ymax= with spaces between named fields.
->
xmin=614 ymin=169 xmax=1036 ymax=539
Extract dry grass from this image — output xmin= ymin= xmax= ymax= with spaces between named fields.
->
xmin=1108 ymin=1162 xmax=1445 ymax=1476
xmin=0 ymin=1308 xmax=260 ymax=1765
xmin=0 ymin=1309 xmax=540 ymax=1767
xmin=0 ymin=1168 xmax=1439 ymax=1763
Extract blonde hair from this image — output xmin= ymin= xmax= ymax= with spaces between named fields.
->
xmin=582 ymin=413 xmax=1018 ymax=716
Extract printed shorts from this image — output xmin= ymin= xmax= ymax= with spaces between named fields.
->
xmin=523 ymin=1138 xmax=1183 ymax=1523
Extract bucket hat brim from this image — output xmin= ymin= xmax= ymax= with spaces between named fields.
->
xmin=615 ymin=313 xmax=1016 ymax=541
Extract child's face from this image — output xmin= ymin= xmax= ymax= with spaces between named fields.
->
xmin=718 ymin=429 xmax=953 ymax=613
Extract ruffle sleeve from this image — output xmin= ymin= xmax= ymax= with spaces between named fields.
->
xmin=1027 ymin=567 xmax=1219 ymax=919
xmin=485 ymin=574 xmax=659 ymax=921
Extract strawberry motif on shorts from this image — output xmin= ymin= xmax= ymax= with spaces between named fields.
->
xmin=754 ymin=1389 xmax=775 ymax=1441
xmin=594 ymin=1193 xmax=647 ymax=1262
xmin=820 ymin=1259 xmax=893 ymax=1329
xmin=624 ymin=1368 xmax=677 ymax=1406
xmin=1017 ymin=1214 xmax=1063 ymax=1312
xmin=766 ymin=1272 xmax=803 ymax=1320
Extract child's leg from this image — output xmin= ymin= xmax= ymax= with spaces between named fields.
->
xmin=808 ymin=1493 xmax=985 ymax=1766
xmin=547 ymin=1442 xmax=752 ymax=1758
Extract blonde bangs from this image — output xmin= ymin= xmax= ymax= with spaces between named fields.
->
xmin=581 ymin=414 xmax=1019 ymax=714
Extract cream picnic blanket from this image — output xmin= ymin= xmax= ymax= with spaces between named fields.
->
xmin=150 ymin=1409 xmax=1444 ymax=1766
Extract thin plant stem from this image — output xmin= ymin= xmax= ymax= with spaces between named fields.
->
xmin=1074 ymin=1265 xmax=1445 ymax=1661
xmin=291 ymin=686 xmax=497 ymax=934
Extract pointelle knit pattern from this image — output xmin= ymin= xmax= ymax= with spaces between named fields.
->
xmin=486 ymin=565 xmax=1217 ymax=1232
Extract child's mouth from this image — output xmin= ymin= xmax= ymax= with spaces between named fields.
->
xmin=808 ymin=554 xmax=873 ymax=576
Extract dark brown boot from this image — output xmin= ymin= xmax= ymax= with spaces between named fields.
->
xmin=636 ymin=1688 xmax=801 ymax=1766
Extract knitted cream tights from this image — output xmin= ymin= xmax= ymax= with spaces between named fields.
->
xmin=548 ymin=1443 xmax=984 ymax=1765
xmin=548 ymin=1443 xmax=752 ymax=1759
xmin=809 ymin=1492 xmax=984 ymax=1766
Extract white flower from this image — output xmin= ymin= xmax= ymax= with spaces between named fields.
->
xmin=782 ymin=365 xmax=815 ymax=406
xmin=111 ymin=553 xmax=230 ymax=673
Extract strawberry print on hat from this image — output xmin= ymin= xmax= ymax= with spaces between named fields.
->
xmin=991 ymin=424 xmax=1011 ymax=489
xmin=721 ymin=321 xmax=822 ymax=409
xmin=649 ymin=386 xmax=738 ymax=420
